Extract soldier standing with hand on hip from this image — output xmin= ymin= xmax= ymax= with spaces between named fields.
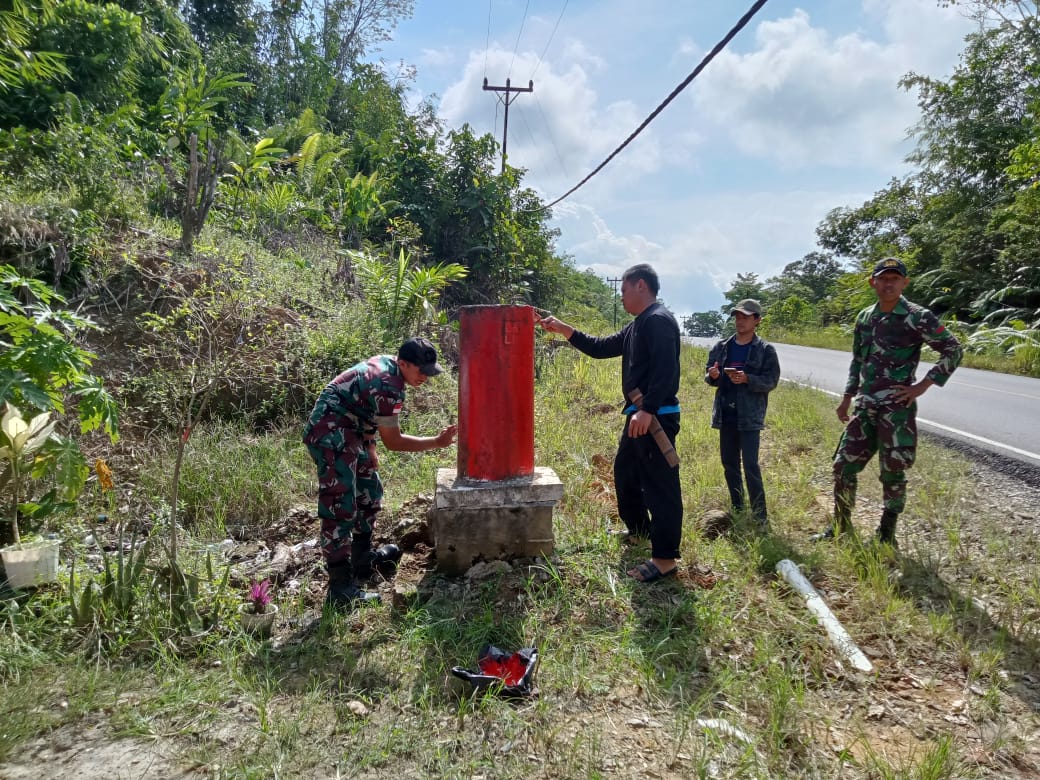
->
xmin=811 ymin=257 xmax=962 ymax=547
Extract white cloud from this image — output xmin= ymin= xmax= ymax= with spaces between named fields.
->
xmin=414 ymin=47 xmax=458 ymax=69
xmin=556 ymin=38 xmax=608 ymax=74
xmin=438 ymin=47 xmax=664 ymax=196
xmin=689 ymin=9 xmax=921 ymax=168
xmin=540 ymin=2 xmax=978 ymax=313
xmin=554 ymin=188 xmax=872 ymax=314
xmin=865 ymin=0 xmax=978 ymax=73
xmin=681 ymin=4 xmax=977 ymax=173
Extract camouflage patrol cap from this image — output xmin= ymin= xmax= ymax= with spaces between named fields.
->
xmin=871 ymin=257 xmax=907 ymax=278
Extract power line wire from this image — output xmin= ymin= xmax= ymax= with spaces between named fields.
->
xmin=483 ymin=0 xmax=493 ymax=79
xmin=516 ymin=98 xmax=540 ymax=151
xmin=531 ymin=0 xmax=569 ymax=80
xmin=533 ymin=92 xmax=570 ymax=179
xmin=508 ymin=0 xmax=532 ymax=79
xmin=541 ymin=0 xmax=770 ymax=211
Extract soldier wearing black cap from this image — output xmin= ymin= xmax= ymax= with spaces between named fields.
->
xmin=812 ymin=257 xmax=962 ymax=547
xmin=303 ymin=337 xmax=457 ymax=609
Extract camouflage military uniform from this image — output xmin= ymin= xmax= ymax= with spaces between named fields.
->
xmin=833 ymin=296 xmax=962 ymax=516
xmin=302 ymin=355 xmax=404 ymax=566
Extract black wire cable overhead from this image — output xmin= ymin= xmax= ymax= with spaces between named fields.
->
xmin=541 ymin=0 xmax=770 ymax=211
xmin=531 ymin=0 xmax=569 ymax=80
xmin=482 ymin=0 xmax=493 ymax=79
xmin=508 ymin=0 xmax=532 ymax=78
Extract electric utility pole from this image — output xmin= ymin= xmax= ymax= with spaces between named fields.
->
xmin=482 ymin=78 xmax=534 ymax=173
xmin=607 ymin=276 xmax=622 ymax=328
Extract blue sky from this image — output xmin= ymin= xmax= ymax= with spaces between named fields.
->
xmin=374 ymin=1 xmax=978 ymax=316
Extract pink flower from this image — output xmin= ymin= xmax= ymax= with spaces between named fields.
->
xmin=248 ymin=580 xmax=273 ymax=614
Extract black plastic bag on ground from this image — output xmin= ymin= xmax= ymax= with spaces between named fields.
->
xmin=451 ymin=644 xmax=538 ymax=698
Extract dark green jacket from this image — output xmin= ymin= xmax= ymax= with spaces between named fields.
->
xmin=705 ymin=334 xmax=780 ymax=431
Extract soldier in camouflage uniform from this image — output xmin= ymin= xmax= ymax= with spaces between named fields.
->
xmin=303 ymin=337 xmax=457 ymax=609
xmin=812 ymin=257 xmax=962 ymax=546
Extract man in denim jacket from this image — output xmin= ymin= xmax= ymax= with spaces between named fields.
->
xmin=705 ymin=299 xmax=781 ymax=528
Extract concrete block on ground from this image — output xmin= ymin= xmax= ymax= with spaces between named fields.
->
xmin=433 ymin=467 xmax=563 ymax=509
xmin=431 ymin=467 xmax=562 ymax=575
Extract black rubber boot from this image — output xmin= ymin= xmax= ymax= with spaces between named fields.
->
xmin=811 ymin=489 xmax=854 ymax=542
xmin=875 ymin=510 xmax=899 ymax=547
xmin=372 ymin=544 xmax=401 ymax=575
xmin=325 ymin=560 xmax=380 ymax=610
xmin=351 ymin=534 xmax=402 ymax=580
xmin=351 ymin=533 xmax=375 ymax=579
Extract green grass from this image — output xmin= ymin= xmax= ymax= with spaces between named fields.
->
xmin=1 ymin=343 xmax=1037 ymax=778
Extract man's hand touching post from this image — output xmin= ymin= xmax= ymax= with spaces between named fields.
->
xmin=534 ymin=312 xmax=575 ymax=340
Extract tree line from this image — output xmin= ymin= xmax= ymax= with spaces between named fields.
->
xmin=4 ymin=1 xmax=1039 ymax=369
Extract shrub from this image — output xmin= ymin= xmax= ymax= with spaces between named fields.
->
xmin=0 ymin=266 xmax=117 ymax=544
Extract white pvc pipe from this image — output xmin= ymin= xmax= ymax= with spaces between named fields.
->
xmin=775 ymin=559 xmax=874 ymax=674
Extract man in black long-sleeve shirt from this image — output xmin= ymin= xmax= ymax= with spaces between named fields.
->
xmin=537 ymin=264 xmax=683 ymax=583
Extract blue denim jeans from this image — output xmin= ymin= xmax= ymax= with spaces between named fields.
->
xmin=719 ymin=425 xmax=766 ymax=522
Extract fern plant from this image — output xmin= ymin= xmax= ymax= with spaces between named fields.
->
xmin=354 ymin=248 xmax=468 ymax=343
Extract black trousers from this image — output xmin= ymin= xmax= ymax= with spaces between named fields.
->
xmin=613 ymin=413 xmax=682 ymax=560
xmin=719 ymin=425 xmax=766 ymax=521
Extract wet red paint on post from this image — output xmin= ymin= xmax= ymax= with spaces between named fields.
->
xmin=458 ymin=305 xmax=535 ymax=480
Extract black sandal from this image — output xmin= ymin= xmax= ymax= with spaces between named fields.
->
xmin=629 ymin=560 xmax=677 ymax=583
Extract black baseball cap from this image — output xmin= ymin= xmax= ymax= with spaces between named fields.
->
xmin=871 ymin=257 xmax=907 ymax=278
xmin=398 ymin=337 xmax=443 ymax=376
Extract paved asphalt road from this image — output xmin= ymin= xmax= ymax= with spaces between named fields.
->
xmin=687 ymin=338 xmax=1040 ymax=469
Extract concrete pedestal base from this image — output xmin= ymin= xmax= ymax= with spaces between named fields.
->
xmin=431 ymin=467 xmax=563 ymax=575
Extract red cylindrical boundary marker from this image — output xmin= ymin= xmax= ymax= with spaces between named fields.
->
xmin=457 ymin=305 xmax=535 ymax=481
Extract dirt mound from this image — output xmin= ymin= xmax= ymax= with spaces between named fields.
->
xmin=221 ymin=494 xmax=439 ymax=612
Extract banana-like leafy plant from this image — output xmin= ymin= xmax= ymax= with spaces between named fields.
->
xmin=226 ymin=137 xmax=287 ymax=219
xmin=1 ymin=403 xmax=57 ymax=544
